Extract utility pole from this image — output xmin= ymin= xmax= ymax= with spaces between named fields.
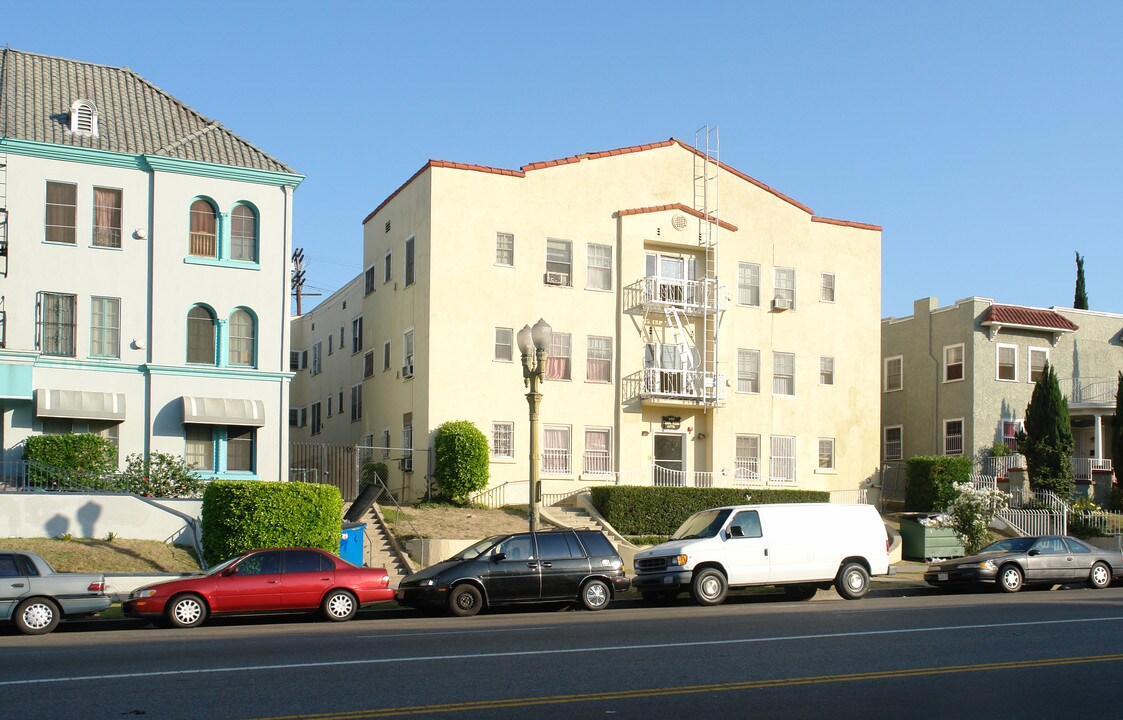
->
xmin=291 ymin=248 xmax=320 ymax=315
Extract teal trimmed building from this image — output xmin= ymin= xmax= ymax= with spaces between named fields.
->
xmin=0 ymin=49 xmax=302 ymax=480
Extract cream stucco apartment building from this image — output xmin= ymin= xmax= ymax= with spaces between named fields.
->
xmin=0 ymin=49 xmax=301 ymax=480
xmin=291 ymin=137 xmax=882 ymax=502
xmin=881 ymin=296 xmax=1119 ymax=484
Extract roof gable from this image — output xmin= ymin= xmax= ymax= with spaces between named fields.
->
xmin=982 ymin=304 xmax=1080 ymax=332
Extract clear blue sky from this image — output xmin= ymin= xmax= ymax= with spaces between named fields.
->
xmin=6 ymin=2 xmax=1121 ymax=318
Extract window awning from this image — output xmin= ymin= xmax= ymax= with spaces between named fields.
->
xmin=36 ymin=389 xmax=126 ymax=421
xmin=182 ymin=397 xmax=266 ymax=427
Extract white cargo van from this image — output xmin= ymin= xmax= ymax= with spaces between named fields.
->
xmin=631 ymin=503 xmax=893 ymax=605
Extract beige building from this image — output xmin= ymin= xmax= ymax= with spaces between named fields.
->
xmin=294 ymin=137 xmax=882 ymax=502
xmin=881 ymin=296 xmax=1119 ymax=485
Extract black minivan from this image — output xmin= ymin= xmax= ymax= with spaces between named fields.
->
xmin=395 ymin=529 xmax=630 ymax=617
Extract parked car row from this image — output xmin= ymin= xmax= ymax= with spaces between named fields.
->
xmin=5 ymin=504 xmax=1122 ymax=635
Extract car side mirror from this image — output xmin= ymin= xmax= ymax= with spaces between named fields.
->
xmin=222 ymin=566 xmax=239 ymax=576
xmin=1027 ymin=549 xmax=1039 ymax=557
xmin=492 ymin=553 xmax=506 ymax=563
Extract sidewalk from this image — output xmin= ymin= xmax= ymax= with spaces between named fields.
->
xmin=871 ymin=560 xmax=930 ymax=589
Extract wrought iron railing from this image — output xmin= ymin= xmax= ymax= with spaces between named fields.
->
xmin=1058 ymin=377 xmax=1118 ymax=405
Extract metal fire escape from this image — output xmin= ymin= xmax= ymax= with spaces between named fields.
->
xmin=694 ymin=125 xmax=722 ymax=407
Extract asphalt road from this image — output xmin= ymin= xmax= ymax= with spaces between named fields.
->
xmin=4 ymin=586 xmax=1123 ymax=719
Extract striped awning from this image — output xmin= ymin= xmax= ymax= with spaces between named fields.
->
xmin=35 ymin=389 xmax=126 ymax=421
xmin=182 ymin=396 xmax=266 ymax=427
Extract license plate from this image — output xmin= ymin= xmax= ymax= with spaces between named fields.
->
xmin=663 ymin=576 xmax=674 ymax=584
xmin=937 ymin=573 xmax=948 ymax=581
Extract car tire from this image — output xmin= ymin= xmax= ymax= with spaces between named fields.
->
xmin=998 ymin=564 xmax=1023 ymax=593
xmin=580 ymin=579 xmax=611 ymax=611
xmin=448 ymin=584 xmax=483 ymax=617
xmin=322 ymin=589 xmax=358 ymax=621
xmin=1088 ymin=562 xmax=1112 ymax=590
xmin=166 ymin=594 xmax=208 ymax=628
xmin=835 ymin=563 xmax=870 ymax=600
xmin=691 ymin=568 xmax=728 ymax=606
xmin=14 ymin=597 xmax=60 ymax=635
xmin=783 ymin=584 xmax=818 ymax=601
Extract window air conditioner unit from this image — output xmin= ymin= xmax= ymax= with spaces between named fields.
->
xmin=402 ymin=363 xmax=414 ymax=379
xmin=544 ymin=271 xmax=568 ymax=286
xmin=772 ymin=297 xmax=793 ymax=311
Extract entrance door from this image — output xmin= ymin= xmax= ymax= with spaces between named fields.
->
xmin=654 ymin=433 xmax=685 ymax=486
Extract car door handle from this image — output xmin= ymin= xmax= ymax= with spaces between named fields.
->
xmin=526 ymin=562 xmax=538 ymax=569
xmin=10 ymin=583 xmax=25 ymax=588
xmin=540 ymin=562 xmax=553 ymax=568
xmin=267 ymin=580 xmax=281 ymax=584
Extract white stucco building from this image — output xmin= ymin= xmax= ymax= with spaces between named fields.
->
xmin=0 ymin=49 xmax=302 ymax=480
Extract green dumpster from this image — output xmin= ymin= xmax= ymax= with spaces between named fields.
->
xmin=898 ymin=514 xmax=964 ymax=560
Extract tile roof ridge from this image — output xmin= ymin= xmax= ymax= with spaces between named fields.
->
xmin=155 ymin=119 xmax=224 ymax=155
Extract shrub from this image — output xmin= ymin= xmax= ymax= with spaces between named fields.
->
xmin=589 ymin=486 xmax=829 ymax=536
xmin=25 ymin=433 xmax=117 ymax=487
xmin=904 ymin=455 xmax=972 ymax=512
xmin=361 ymin=461 xmax=389 ymax=489
xmin=119 ymin=452 xmax=205 ymax=497
xmin=431 ymin=420 xmax=490 ymax=505
xmin=1018 ymin=362 xmax=1075 ymax=496
xmin=200 ymin=481 xmax=343 ymax=566
xmin=944 ymin=482 xmax=1010 ymax=554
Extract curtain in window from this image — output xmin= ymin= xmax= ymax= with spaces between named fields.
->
xmin=230 ymin=205 xmax=256 ymax=261
xmin=189 ymin=200 xmax=217 ymax=257
xmin=92 ymin=188 xmax=122 ymax=248
xmin=187 ymin=306 xmax=216 ymax=364
xmin=546 ymin=333 xmax=570 ymax=379
xmin=586 ymin=336 xmax=611 ymax=382
xmin=185 ymin=425 xmax=214 ymax=470
xmin=45 ymin=182 xmax=77 ymax=244
xmin=228 ymin=309 xmax=255 ymax=366
xmin=226 ymin=427 xmax=254 ymax=471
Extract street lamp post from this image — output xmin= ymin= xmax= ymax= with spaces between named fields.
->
xmin=518 ymin=318 xmax=552 ymax=533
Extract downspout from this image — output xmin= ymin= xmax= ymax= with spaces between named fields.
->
xmin=143 ymin=164 xmax=156 ymax=459
xmin=279 ymin=183 xmax=294 ymax=481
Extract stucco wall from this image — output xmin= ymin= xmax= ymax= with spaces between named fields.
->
xmin=0 ymin=494 xmax=200 ymax=547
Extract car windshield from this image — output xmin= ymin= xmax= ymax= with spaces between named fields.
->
xmin=207 ymin=555 xmax=245 ymax=576
xmin=447 ymin=536 xmax=504 ymax=561
xmin=672 ymin=509 xmax=733 ymax=540
xmin=979 ymin=537 xmax=1036 ymax=554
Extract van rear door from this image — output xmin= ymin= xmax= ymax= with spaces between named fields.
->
xmin=724 ymin=510 xmax=770 ymax=585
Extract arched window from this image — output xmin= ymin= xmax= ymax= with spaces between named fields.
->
xmin=187 ymin=306 xmax=216 ymax=364
xmin=230 ymin=204 xmax=257 ymax=262
xmin=189 ymin=200 xmax=218 ymax=258
xmin=228 ymin=309 xmax=256 ymax=367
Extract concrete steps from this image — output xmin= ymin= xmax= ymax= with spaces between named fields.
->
xmin=355 ymin=509 xmax=411 ymax=586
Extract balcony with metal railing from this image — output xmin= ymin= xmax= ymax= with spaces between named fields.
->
xmin=1058 ymin=377 xmax=1118 ymax=406
xmin=624 ymin=276 xmax=726 ymax=316
xmin=623 ymin=368 xmax=727 ymax=405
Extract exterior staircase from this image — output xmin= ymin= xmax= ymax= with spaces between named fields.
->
xmin=540 ymin=493 xmax=640 ymax=573
xmin=353 ymin=506 xmax=413 ymax=587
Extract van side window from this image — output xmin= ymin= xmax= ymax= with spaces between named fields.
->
xmin=536 ymin=533 xmax=576 ymax=559
xmin=730 ymin=511 xmax=762 ymax=538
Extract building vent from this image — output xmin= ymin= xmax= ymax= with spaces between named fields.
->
xmin=69 ymin=100 xmax=99 ymax=136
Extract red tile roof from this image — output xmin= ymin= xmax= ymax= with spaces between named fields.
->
xmin=617 ymin=204 xmax=739 ymax=232
xmin=982 ymin=305 xmax=1079 ymax=331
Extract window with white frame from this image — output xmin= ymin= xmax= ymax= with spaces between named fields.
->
xmin=584 ymin=428 xmax=612 ymax=474
xmin=996 ymin=343 xmax=1017 ymax=381
xmin=1029 ymin=347 xmax=1049 ymax=383
xmin=496 ymin=232 xmax=514 ymax=267
xmin=403 ymin=329 xmax=415 ymax=376
xmin=364 ymin=350 xmax=374 ymax=378
xmin=491 ymin=422 xmax=514 ymax=458
xmin=737 ymin=349 xmax=760 ymax=393
xmin=818 ymin=438 xmax=835 ymax=470
xmin=586 ymin=336 xmax=612 ymax=382
xmin=350 ymin=385 xmax=362 ymax=421
xmin=944 ymin=419 xmax=964 ymax=455
xmin=737 ymin=262 xmax=760 ymax=307
xmin=770 ymin=435 xmax=796 ymax=483
xmin=1002 ymin=420 xmax=1023 ymax=452
xmin=383 ymin=340 xmax=391 ymax=371
xmin=311 ymin=341 xmax=322 ymax=375
xmin=735 ymin=435 xmax=760 ymax=482
xmin=328 ymin=334 xmax=334 ymax=355
xmin=884 ymin=426 xmax=903 ymax=461
xmin=772 ymin=352 xmax=795 ymax=396
xmin=546 ymin=332 xmax=571 ymax=380
xmin=45 ymin=181 xmax=77 ymax=244
xmin=364 ymin=265 xmax=376 ymax=295
xmin=586 ymin=243 xmax=612 ymax=291
xmin=820 ymin=272 xmax=836 ymax=303
xmin=494 ymin=328 xmax=513 ymax=362
xmin=542 ymin=425 xmax=571 ymax=474
xmin=352 ymin=317 xmax=363 ymax=354
xmin=326 ymin=395 xmax=333 ymax=418
xmin=90 ymin=296 xmax=120 ymax=358
xmin=404 ymin=236 xmax=415 ymax=286
xmin=774 ymin=267 xmax=796 ymax=308
xmin=383 ymin=251 xmax=392 ymax=283
xmin=545 ymin=238 xmax=572 ymax=286
xmin=944 ymin=344 xmax=965 ymax=382
xmin=820 ymin=356 xmax=834 ymax=385
xmin=310 ymin=402 xmax=322 ymax=435
xmin=884 ymin=356 xmax=903 ymax=392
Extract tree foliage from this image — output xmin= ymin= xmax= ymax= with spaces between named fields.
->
xmin=1017 ymin=362 xmax=1075 ymax=496
xmin=1113 ymin=372 xmax=1123 ymax=482
xmin=945 ymin=482 xmax=1010 ymax=554
xmin=1073 ymin=251 xmax=1089 ymax=310
xmin=432 ymin=420 xmax=490 ymax=505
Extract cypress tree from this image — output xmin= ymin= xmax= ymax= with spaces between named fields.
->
xmin=1074 ymin=251 xmax=1089 ymax=310
xmin=1113 ymin=372 xmax=1123 ymax=483
xmin=1018 ymin=362 xmax=1075 ymax=496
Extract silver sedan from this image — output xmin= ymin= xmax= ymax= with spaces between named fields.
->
xmin=924 ymin=535 xmax=1123 ymax=593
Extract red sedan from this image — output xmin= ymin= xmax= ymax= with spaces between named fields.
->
xmin=123 ymin=548 xmax=393 ymax=628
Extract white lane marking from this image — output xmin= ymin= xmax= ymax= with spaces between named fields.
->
xmin=356 ymin=626 xmax=559 ymax=639
xmin=3 ymin=615 xmax=1122 ymax=686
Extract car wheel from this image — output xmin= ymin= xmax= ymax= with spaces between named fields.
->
xmin=448 ymin=584 xmax=483 ymax=617
xmin=580 ymin=580 xmax=611 ymax=611
xmin=998 ymin=564 xmax=1023 ymax=593
xmin=15 ymin=597 xmax=60 ymax=635
xmin=322 ymin=589 xmax=358 ymax=621
xmin=1088 ymin=562 xmax=1112 ymax=590
xmin=783 ymin=584 xmax=818 ymax=601
xmin=166 ymin=594 xmax=208 ymax=628
xmin=835 ymin=563 xmax=870 ymax=600
xmin=691 ymin=568 xmax=728 ymax=606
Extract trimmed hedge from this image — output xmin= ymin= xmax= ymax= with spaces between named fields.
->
xmin=589 ymin=486 xmax=830 ymax=535
xmin=25 ymin=433 xmax=117 ymax=475
xmin=904 ymin=455 xmax=972 ymax=512
xmin=432 ymin=420 xmax=490 ymax=504
xmin=200 ymin=481 xmax=343 ymax=566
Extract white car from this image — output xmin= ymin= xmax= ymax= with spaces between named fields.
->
xmin=0 ymin=551 xmax=112 ymax=634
